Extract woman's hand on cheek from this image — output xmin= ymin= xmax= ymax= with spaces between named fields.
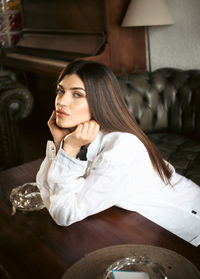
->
xmin=63 ymin=120 xmax=100 ymax=158
xmin=48 ymin=110 xmax=70 ymax=150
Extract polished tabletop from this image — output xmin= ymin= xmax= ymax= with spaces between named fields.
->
xmin=0 ymin=159 xmax=200 ymax=279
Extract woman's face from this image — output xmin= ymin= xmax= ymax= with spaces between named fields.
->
xmin=55 ymin=74 xmax=91 ymax=129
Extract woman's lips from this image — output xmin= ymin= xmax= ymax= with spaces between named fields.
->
xmin=56 ymin=110 xmax=70 ymax=117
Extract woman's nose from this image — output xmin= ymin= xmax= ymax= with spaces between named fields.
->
xmin=58 ymin=93 xmax=71 ymax=106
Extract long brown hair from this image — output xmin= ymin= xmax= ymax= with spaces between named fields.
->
xmin=58 ymin=60 xmax=172 ymax=184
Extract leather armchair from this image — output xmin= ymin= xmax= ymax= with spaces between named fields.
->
xmin=118 ymin=68 xmax=200 ymax=186
xmin=0 ymin=70 xmax=33 ymax=170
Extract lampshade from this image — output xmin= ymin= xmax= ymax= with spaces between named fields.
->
xmin=122 ymin=0 xmax=174 ymax=27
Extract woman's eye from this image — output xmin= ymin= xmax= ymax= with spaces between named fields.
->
xmin=73 ymin=92 xmax=83 ymax=98
xmin=56 ymin=88 xmax=64 ymax=95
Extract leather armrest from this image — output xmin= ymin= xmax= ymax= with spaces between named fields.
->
xmin=0 ymin=78 xmax=33 ymax=168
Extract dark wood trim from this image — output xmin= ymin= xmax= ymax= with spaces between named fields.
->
xmin=0 ymin=51 xmax=68 ymax=77
xmin=83 ymin=0 xmax=147 ymax=73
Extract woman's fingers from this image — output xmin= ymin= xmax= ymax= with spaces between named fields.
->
xmin=66 ymin=120 xmax=100 ymax=147
xmin=93 ymin=122 xmax=100 ymax=137
xmin=63 ymin=120 xmax=100 ymax=157
xmin=81 ymin=121 xmax=99 ymax=141
xmin=81 ymin=121 xmax=89 ymax=135
xmin=87 ymin=121 xmax=99 ymax=140
xmin=75 ymin=123 xmax=83 ymax=134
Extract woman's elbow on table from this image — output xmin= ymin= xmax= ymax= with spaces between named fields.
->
xmin=48 ymin=197 xmax=87 ymax=226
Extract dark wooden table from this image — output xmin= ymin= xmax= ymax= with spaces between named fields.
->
xmin=0 ymin=159 xmax=200 ymax=279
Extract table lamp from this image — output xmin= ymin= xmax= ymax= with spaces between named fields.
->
xmin=121 ymin=0 xmax=174 ymax=71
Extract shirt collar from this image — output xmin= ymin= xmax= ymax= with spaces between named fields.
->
xmin=87 ymin=130 xmax=105 ymax=161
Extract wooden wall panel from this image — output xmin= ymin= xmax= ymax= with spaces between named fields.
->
xmin=21 ymin=0 xmax=105 ymax=32
xmin=85 ymin=0 xmax=147 ymax=73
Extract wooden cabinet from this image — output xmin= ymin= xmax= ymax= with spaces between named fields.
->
xmin=1 ymin=0 xmax=146 ymax=75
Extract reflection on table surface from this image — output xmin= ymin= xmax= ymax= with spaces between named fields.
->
xmin=0 ymin=158 xmax=200 ymax=279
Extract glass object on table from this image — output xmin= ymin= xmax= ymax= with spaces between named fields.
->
xmin=10 ymin=182 xmax=45 ymax=215
xmin=104 ymin=256 xmax=167 ymax=279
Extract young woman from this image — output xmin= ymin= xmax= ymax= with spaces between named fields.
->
xmin=36 ymin=60 xmax=200 ymax=246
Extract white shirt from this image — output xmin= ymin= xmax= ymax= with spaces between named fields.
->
xmin=36 ymin=130 xmax=200 ymax=246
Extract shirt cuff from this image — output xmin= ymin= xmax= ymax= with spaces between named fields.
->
xmin=46 ymin=141 xmax=56 ymax=159
xmin=57 ymin=147 xmax=88 ymax=171
xmin=190 ymin=234 xmax=200 ymax=247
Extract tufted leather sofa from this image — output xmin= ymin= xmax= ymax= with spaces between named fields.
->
xmin=0 ymin=70 xmax=33 ymax=170
xmin=118 ymin=68 xmax=200 ymax=186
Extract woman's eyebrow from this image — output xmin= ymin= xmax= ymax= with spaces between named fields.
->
xmin=57 ymin=84 xmax=64 ymax=90
xmin=70 ymin=87 xmax=86 ymax=92
xmin=57 ymin=84 xmax=86 ymax=92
